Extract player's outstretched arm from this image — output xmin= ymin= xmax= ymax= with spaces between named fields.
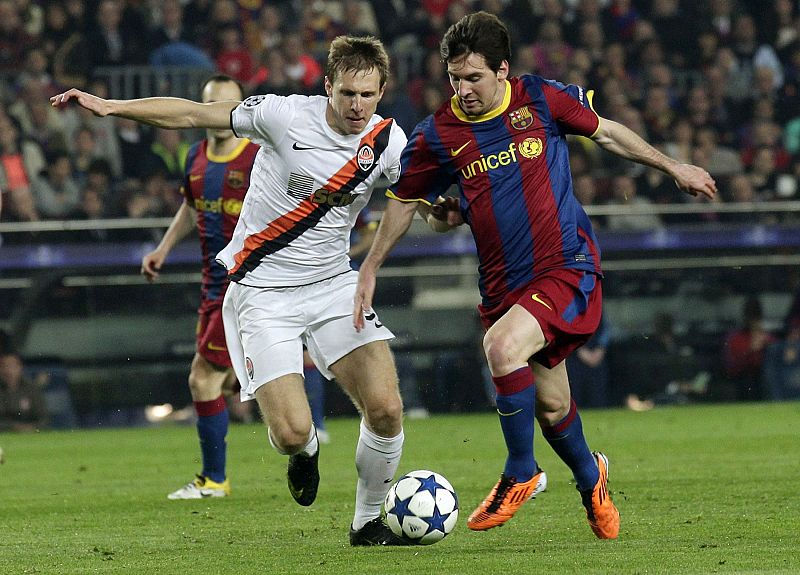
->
xmin=353 ymin=199 xmax=419 ymax=331
xmin=50 ymin=88 xmax=238 ymax=130
xmin=141 ymin=203 xmax=196 ymax=282
xmin=592 ymin=117 xmax=717 ymax=199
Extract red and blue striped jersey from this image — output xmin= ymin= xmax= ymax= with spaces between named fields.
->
xmin=181 ymin=138 xmax=260 ymax=304
xmin=388 ymin=75 xmax=603 ymax=307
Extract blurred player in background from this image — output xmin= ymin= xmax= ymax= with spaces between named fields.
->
xmin=54 ymin=36 xmax=410 ymax=545
xmin=140 ymin=75 xmax=260 ymax=499
xmin=355 ymin=12 xmax=716 ymax=540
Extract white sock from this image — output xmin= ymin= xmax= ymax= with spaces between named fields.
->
xmin=268 ymin=425 xmax=318 ymax=457
xmin=352 ymin=419 xmax=404 ymax=530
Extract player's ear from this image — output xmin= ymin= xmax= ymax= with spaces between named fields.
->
xmin=324 ymin=76 xmax=333 ymax=98
xmin=496 ymin=60 xmax=509 ymax=81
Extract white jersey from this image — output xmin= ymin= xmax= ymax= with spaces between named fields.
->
xmin=216 ymin=94 xmax=407 ymax=287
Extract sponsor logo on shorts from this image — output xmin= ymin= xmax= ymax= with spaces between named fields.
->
xmin=531 ymin=293 xmax=552 ymax=311
xmin=246 ymin=357 xmax=254 ymax=380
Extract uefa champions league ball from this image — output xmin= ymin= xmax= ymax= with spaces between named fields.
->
xmin=384 ymin=470 xmax=458 ymax=545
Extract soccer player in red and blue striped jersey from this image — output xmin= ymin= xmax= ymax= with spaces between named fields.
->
xmin=141 ymin=75 xmax=260 ymax=500
xmin=354 ymin=11 xmax=717 ymax=539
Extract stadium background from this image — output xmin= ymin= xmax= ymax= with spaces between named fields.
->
xmin=1 ymin=0 xmax=800 ymax=428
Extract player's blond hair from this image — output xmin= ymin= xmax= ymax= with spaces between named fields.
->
xmin=326 ymin=35 xmax=390 ymax=87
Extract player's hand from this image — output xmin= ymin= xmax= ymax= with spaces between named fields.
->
xmin=673 ymin=164 xmax=717 ymax=200
xmin=430 ymin=196 xmax=464 ymax=227
xmin=141 ymin=250 xmax=165 ymax=282
xmin=352 ymin=268 xmax=377 ymax=332
xmin=50 ymin=89 xmax=112 ymax=117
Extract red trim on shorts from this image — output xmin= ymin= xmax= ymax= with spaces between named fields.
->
xmin=493 ymin=366 xmax=535 ymax=396
xmin=194 ymin=395 xmax=227 ymax=417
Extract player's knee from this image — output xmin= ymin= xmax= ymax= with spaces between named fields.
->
xmin=536 ymin=396 xmax=570 ymax=426
xmin=269 ymin=422 xmax=312 ymax=455
xmin=364 ymin=395 xmax=403 ymax=437
xmin=483 ymin=330 xmax=517 ymax=374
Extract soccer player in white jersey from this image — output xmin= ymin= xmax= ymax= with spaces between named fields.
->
xmin=51 ymin=36 xmax=410 ymax=546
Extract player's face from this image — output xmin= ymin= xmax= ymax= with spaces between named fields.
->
xmin=201 ymin=80 xmax=243 ymax=140
xmin=325 ymin=67 xmax=385 ymax=135
xmin=447 ymin=52 xmax=509 ymax=117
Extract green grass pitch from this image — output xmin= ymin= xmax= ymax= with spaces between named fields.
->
xmin=1 ymin=402 xmax=798 ymax=574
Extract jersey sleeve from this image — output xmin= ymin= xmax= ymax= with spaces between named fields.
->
xmin=539 ymin=77 xmax=600 ymax=138
xmin=381 ymin=121 xmax=408 ymax=186
xmin=386 ymin=119 xmax=454 ymax=205
xmin=231 ymin=94 xmax=296 ymax=148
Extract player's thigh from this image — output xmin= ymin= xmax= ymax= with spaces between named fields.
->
xmin=531 ymin=360 xmax=571 ymax=424
xmin=484 ymin=304 xmax=548 ymax=368
xmin=329 ymin=340 xmax=403 ymax=437
xmin=188 ymin=352 xmax=231 ymax=401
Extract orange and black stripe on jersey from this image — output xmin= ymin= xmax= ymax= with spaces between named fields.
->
xmin=229 ymin=118 xmax=394 ymax=282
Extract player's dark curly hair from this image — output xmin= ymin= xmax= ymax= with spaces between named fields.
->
xmin=440 ymin=11 xmax=511 ymax=72
xmin=326 ymin=35 xmax=390 ymax=87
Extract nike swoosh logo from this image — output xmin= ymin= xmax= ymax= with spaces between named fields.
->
xmin=531 ymin=293 xmax=552 ymax=310
xmin=207 ymin=343 xmax=228 ymax=351
xmin=383 ymin=478 xmax=393 ymax=484
xmin=450 ymin=141 xmax=471 ymax=156
xmin=292 ymin=142 xmax=315 ymax=150
xmin=289 ymin=484 xmax=304 ymax=499
xmin=189 ymin=174 xmax=202 ymax=181
xmin=497 ymin=408 xmax=523 ymax=417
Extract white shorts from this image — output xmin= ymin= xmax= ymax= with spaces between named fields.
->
xmin=222 ymin=270 xmax=394 ymax=401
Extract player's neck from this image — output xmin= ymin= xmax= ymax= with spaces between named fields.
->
xmin=208 ymin=135 xmax=243 ymax=156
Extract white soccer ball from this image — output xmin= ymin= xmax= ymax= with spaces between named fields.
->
xmin=384 ymin=469 xmax=458 ymax=545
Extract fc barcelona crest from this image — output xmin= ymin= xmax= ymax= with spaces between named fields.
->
xmin=227 ymin=169 xmax=245 ymax=188
xmin=509 ymin=106 xmax=534 ymax=130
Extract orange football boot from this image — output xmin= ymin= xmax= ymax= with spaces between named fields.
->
xmin=467 ymin=470 xmax=547 ymax=531
xmin=581 ymin=452 xmax=620 ymax=539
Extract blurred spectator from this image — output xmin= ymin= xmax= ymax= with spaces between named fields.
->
xmin=15 ymin=47 xmax=61 ymax=97
xmin=85 ymin=0 xmax=147 ymax=67
xmin=115 ymin=117 xmax=152 ymax=179
xmin=42 ymin=0 xmax=90 ymax=89
xmin=150 ymin=0 xmax=195 ymax=48
xmin=68 ymin=186 xmax=113 ymax=242
xmin=282 ymin=32 xmax=323 ymax=94
xmin=567 ymin=314 xmax=611 ymax=408
xmin=727 ymin=14 xmax=784 ymax=103
xmin=605 ymin=175 xmax=662 ymax=231
xmin=0 ymin=348 xmax=48 ymax=432
xmin=341 ymin=0 xmax=376 ymax=37
xmin=302 ymin=0 xmax=346 ymax=61
xmin=746 ymin=146 xmax=781 ymax=199
xmin=694 ymin=125 xmax=742 ymax=179
xmin=215 ymin=24 xmax=256 ymax=84
xmin=529 ymin=19 xmax=573 ymax=80
xmin=376 ymin=72 xmax=418 ymax=135
xmin=722 ymin=296 xmax=777 ymax=401
xmin=255 ymin=4 xmax=285 ymax=53
xmin=0 ymin=116 xmax=41 ymax=222
xmin=31 ymin=151 xmax=81 ymax=219
xmin=142 ymin=128 xmax=190 ymax=184
xmin=664 ymin=118 xmax=695 ymax=165
xmin=605 ymin=0 xmax=641 ymax=43
xmin=0 ymin=0 xmax=35 ymax=73
xmin=764 ymin=287 xmax=800 ymax=401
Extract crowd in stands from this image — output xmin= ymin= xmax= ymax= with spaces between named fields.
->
xmin=0 ymin=0 xmax=798 ymax=233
